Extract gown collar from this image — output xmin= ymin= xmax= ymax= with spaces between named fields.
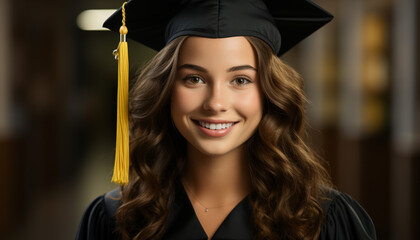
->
xmin=162 ymin=181 xmax=254 ymax=240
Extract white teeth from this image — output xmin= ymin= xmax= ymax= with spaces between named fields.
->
xmin=199 ymin=121 xmax=234 ymax=130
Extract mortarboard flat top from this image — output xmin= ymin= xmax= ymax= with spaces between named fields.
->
xmin=104 ymin=0 xmax=333 ymax=56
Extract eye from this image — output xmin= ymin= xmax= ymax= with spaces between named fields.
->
xmin=232 ymin=77 xmax=251 ymax=86
xmin=183 ymin=75 xmax=205 ymax=85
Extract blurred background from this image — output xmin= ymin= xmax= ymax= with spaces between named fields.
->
xmin=0 ymin=0 xmax=418 ymax=239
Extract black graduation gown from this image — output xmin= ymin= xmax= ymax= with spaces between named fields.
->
xmin=76 ymin=183 xmax=377 ymax=240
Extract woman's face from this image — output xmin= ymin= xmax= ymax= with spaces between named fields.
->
xmin=171 ymin=36 xmax=263 ymax=157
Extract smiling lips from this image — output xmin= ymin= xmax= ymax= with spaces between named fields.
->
xmin=198 ymin=121 xmax=234 ymax=130
xmin=193 ymin=119 xmax=237 ymax=137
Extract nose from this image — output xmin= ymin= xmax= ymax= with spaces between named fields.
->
xmin=203 ymin=81 xmax=228 ymax=113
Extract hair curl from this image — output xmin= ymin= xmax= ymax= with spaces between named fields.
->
xmin=115 ymin=36 xmax=332 ymax=240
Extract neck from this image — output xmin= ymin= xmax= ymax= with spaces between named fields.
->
xmin=182 ymin=144 xmax=251 ymax=206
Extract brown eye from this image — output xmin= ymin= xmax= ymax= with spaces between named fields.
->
xmin=191 ymin=77 xmax=202 ymax=84
xmin=232 ymin=77 xmax=251 ymax=86
xmin=183 ymin=76 xmax=204 ymax=84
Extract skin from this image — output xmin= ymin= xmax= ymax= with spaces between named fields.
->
xmin=171 ymin=36 xmax=263 ymax=239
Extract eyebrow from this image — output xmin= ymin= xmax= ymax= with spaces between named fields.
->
xmin=177 ymin=64 xmax=257 ymax=73
xmin=177 ymin=64 xmax=208 ymax=73
xmin=227 ymin=65 xmax=258 ymax=72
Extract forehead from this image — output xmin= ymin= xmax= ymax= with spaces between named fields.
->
xmin=178 ymin=36 xmax=257 ymax=68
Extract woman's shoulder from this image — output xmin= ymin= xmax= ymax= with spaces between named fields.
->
xmin=75 ymin=188 xmax=121 ymax=240
xmin=319 ymin=189 xmax=377 ymax=240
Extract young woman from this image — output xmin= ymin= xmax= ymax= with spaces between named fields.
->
xmin=77 ymin=1 xmax=376 ymax=239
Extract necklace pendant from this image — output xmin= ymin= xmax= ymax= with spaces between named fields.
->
xmin=205 ymin=208 xmax=209 ymax=212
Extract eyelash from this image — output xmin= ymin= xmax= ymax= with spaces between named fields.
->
xmin=182 ymin=75 xmax=253 ymax=86
xmin=231 ymin=77 xmax=252 ymax=86
xmin=183 ymin=75 xmax=205 ymax=84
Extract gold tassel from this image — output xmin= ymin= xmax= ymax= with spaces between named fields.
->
xmin=112 ymin=2 xmax=129 ymax=185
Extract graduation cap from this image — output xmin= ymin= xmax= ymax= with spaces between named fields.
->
xmin=104 ymin=0 xmax=333 ymax=56
xmin=104 ymin=0 xmax=333 ymax=185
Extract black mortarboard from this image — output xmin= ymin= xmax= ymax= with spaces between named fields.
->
xmin=103 ymin=0 xmax=333 ymax=56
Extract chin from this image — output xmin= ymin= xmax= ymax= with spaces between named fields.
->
xmin=191 ymin=142 xmax=242 ymax=157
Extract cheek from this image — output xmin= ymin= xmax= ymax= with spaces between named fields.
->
xmin=171 ymin=84 xmax=200 ymax=119
xmin=236 ymin=89 xmax=263 ymax=121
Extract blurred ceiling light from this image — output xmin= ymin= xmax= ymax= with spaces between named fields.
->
xmin=77 ymin=9 xmax=116 ymax=31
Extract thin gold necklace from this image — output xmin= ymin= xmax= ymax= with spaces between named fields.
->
xmin=183 ymin=181 xmax=242 ymax=213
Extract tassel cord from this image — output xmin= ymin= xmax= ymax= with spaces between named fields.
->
xmin=111 ymin=2 xmax=130 ymax=185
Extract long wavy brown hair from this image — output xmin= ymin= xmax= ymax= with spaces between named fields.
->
xmin=115 ymin=35 xmax=332 ymax=240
